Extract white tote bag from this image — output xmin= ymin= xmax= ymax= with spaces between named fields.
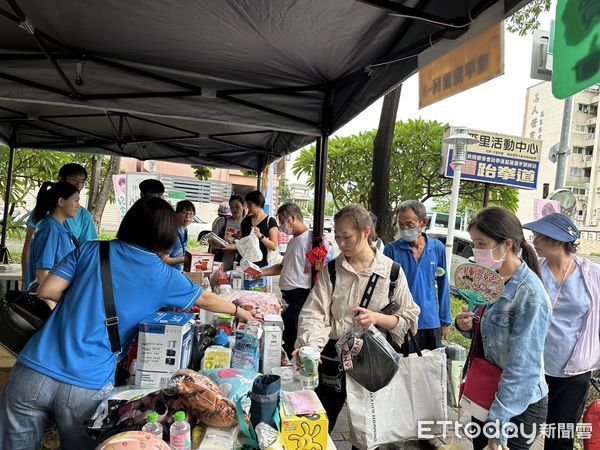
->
xmin=346 ymin=347 xmax=448 ymax=450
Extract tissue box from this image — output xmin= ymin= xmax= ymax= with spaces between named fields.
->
xmin=136 ymin=312 xmax=195 ymax=373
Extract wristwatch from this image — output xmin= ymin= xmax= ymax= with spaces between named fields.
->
xmin=258 ymin=235 xmax=265 ymax=241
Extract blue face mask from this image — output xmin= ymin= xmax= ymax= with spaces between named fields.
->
xmin=400 ymin=227 xmax=420 ymax=242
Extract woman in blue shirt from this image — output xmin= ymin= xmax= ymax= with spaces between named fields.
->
xmin=524 ymin=213 xmax=600 ymax=450
xmin=456 ymin=207 xmax=551 ymax=450
xmin=25 ymin=181 xmax=80 ymax=291
xmin=164 ymin=200 xmax=195 ymax=271
xmin=0 ymin=197 xmax=254 ymax=450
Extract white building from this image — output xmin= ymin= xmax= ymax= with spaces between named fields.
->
xmin=518 ymin=82 xmax=599 ymax=226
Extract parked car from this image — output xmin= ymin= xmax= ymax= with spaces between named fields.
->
xmin=188 ymin=216 xmax=212 ymax=242
xmin=426 ymin=229 xmax=473 ymax=293
xmin=323 ymin=217 xmax=334 ymax=232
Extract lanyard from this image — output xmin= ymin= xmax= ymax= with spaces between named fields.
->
xmin=545 ymin=258 xmax=574 ymax=309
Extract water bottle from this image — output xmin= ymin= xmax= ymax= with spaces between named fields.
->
xmin=141 ymin=411 xmax=163 ymax=439
xmin=298 ymin=346 xmax=320 ymax=390
xmin=169 ymin=411 xmax=191 ymax=450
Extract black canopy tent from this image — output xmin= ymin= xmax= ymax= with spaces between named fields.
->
xmin=0 ymin=0 xmax=531 ymax=262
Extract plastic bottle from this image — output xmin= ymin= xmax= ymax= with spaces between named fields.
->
xmin=200 ymin=276 xmax=212 ymax=293
xmin=141 ymin=411 xmax=163 ymax=439
xmin=169 ymin=411 xmax=191 ymax=450
xmin=214 ymin=329 xmax=230 ymax=347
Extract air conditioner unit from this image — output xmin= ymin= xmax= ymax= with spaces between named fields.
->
xmin=584 ymin=155 xmax=593 ymax=162
xmin=578 ymin=194 xmax=587 ymax=200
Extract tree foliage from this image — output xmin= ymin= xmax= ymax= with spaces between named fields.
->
xmin=506 ymin=0 xmax=551 ymax=36
xmin=277 ymin=178 xmax=293 ymax=205
xmin=292 ymin=119 xmax=518 ymax=226
xmin=1 ymin=146 xmax=121 ymax=229
xmin=192 ymin=165 xmax=213 ymax=181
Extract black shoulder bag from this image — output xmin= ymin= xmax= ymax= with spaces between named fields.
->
xmin=0 ymin=240 xmax=121 ymax=356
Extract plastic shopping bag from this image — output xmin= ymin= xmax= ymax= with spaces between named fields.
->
xmin=237 ymin=233 xmax=262 ymax=263
xmin=336 ymin=324 xmax=405 ymax=392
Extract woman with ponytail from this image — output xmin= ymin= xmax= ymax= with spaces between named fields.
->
xmin=455 ymin=207 xmax=551 ymax=450
xmin=25 ymin=181 xmax=81 ymax=290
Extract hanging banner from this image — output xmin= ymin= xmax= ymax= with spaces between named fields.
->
xmin=112 ymin=175 xmax=127 ymax=221
xmin=533 ymin=198 xmax=561 ymax=220
xmin=441 ymin=128 xmax=542 ymax=190
xmin=419 ymin=21 xmax=504 ymax=108
xmin=125 ymin=173 xmax=159 ymax=210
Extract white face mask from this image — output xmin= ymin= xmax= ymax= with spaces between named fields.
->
xmin=400 ymin=227 xmax=420 ymax=242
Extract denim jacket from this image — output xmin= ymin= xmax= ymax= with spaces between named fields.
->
xmin=465 ymin=262 xmax=552 ymax=446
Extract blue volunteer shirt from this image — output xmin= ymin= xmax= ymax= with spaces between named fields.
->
xmin=27 ymin=206 xmax=98 ymax=243
xmin=18 ymin=240 xmax=203 ymax=390
xmin=169 ymin=227 xmax=189 ymax=271
xmin=383 ymin=234 xmax=451 ymax=329
xmin=25 ymin=215 xmax=76 ymax=289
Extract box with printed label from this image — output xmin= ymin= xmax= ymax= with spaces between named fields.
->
xmin=185 ymin=250 xmax=214 ymax=274
xmin=263 ymin=314 xmax=284 ymax=330
xmin=136 ymin=312 xmax=195 ymax=372
xmin=135 ymin=368 xmax=174 ymax=389
xmin=261 ymin=325 xmax=282 ymax=375
xmin=280 ymin=391 xmax=328 ymax=450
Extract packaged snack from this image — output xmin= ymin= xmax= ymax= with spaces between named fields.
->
xmin=168 ymin=369 xmax=239 ymax=428
xmin=230 ymin=291 xmax=284 ymax=320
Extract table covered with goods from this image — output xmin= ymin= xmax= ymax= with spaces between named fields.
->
xmin=87 ymin=258 xmax=336 ymax=450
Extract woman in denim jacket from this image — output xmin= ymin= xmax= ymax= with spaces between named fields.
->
xmin=523 ymin=213 xmax=600 ymax=450
xmin=456 ymin=207 xmax=552 ymax=450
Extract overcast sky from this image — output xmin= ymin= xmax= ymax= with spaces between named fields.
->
xmin=289 ymin=6 xmax=556 ymax=184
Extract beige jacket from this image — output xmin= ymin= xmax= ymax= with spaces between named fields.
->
xmin=295 ymin=249 xmax=420 ymax=350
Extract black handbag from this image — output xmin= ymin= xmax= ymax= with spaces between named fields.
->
xmin=335 ymin=272 xmax=402 ymax=392
xmin=0 ymin=240 xmax=121 ymax=356
xmin=0 ymin=290 xmax=52 ymax=354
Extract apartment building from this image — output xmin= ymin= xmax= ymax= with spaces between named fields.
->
xmin=519 ymin=82 xmax=599 ymax=226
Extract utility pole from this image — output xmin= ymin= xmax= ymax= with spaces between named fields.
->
xmin=554 ymin=96 xmax=573 ymax=189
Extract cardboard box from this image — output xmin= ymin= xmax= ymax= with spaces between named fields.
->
xmin=261 ymin=325 xmax=282 ymax=375
xmin=137 ymin=312 xmax=195 ymax=372
xmin=263 ymin=314 xmax=284 ymax=330
xmin=280 ymin=391 xmax=328 ymax=450
xmin=135 ymin=368 xmax=174 ymax=389
xmin=185 ymin=250 xmax=214 ymax=274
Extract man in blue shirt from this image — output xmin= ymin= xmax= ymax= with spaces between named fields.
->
xmin=383 ymin=200 xmax=451 ymax=351
xmin=21 ymin=163 xmax=98 ymax=285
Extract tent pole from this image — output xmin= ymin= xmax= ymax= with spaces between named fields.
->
xmin=256 ymin=172 xmax=262 ymax=191
xmin=311 ymin=134 xmax=329 ymax=285
xmin=0 ymin=143 xmax=15 ymax=263
xmin=313 ymin=135 xmax=328 ymax=242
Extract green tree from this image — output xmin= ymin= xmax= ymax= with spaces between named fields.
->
xmin=506 ymin=0 xmax=551 ymax=36
xmin=277 ymin=178 xmax=293 ymax=205
xmin=293 ymin=119 xmax=518 ymax=230
xmin=192 ymin=165 xmax=213 ymax=181
xmin=1 ymin=146 xmax=121 ymax=230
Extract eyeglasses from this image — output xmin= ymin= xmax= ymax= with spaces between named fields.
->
xmin=532 ymin=233 xmax=549 ymax=241
xmin=180 ymin=211 xmax=194 ymax=217
xmin=397 ymin=221 xmax=420 ymax=231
